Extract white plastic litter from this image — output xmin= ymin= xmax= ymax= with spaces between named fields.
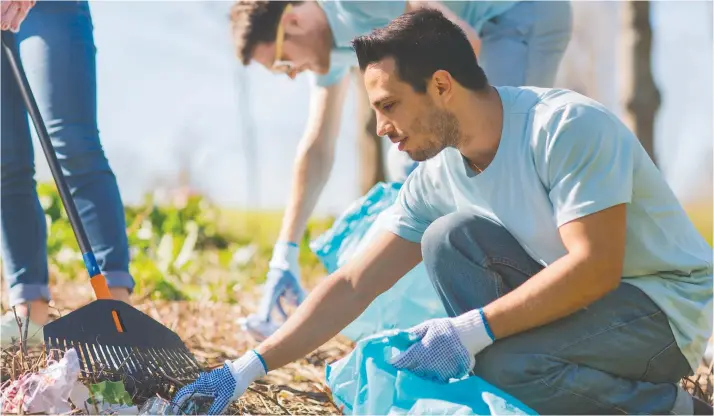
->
xmin=1 ymin=348 xmax=80 ymax=414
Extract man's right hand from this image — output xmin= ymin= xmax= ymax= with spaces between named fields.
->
xmin=173 ymin=350 xmax=267 ymax=415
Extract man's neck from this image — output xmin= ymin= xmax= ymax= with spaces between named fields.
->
xmin=454 ymin=86 xmax=504 ymax=168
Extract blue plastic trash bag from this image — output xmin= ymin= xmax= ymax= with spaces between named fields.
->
xmin=325 ymin=330 xmax=537 ymax=415
xmin=310 ymin=182 xmax=447 ymax=341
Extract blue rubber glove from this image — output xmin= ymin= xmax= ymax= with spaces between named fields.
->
xmin=241 ymin=242 xmax=306 ymax=341
xmin=389 ymin=309 xmax=495 ymax=383
xmin=256 ymin=267 xmax=306 ymax=321
xmin=172 ymin=350 xmax=267 ymax=415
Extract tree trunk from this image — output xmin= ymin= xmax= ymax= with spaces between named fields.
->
xmin=621 ymin=0 xmax=660 ymax=165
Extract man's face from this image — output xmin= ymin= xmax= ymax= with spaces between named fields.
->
xmin=250 ymin=5 xmax=331 ymax=79
xmin=363 ymin=58 xmax=460 ymax=162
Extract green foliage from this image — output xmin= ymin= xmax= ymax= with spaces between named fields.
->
xmin=35 ymin=183 xmax=332 ymax=302
xmin=88 ymin=381 xmax=133 ymax=406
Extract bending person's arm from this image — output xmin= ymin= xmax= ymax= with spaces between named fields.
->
xmin=277 ymin=74 xmax=352 ymax=244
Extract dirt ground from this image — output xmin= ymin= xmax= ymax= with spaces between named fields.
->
xmin=2 ymin=281 xmax=712 ymax=414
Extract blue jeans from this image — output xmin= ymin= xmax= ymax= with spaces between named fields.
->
xmin=1 ymin=1 xmax=134 ymax=306
xmin=420 ymin=212 xmax=694 ymax=415
xmin=385 ymin=0 xmax=572 ymax=183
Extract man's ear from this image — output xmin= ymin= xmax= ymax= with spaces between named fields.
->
xmin=431 ymin=70 xmax=453 ymax=100
xmin=282 ymin=7 xmax=304 ymax=35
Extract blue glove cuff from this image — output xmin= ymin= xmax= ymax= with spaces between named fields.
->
xmin=476 ymin=309 xmax=495 ymax=341
xmin=270 ymin=242 xmax=300 ymax=275
xmin=277 ymin=241 xmax=299 ymax=248
xmin=252 ymin=349 xmax=269 ymax=374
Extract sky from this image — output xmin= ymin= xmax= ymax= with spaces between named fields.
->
xmin=29 ymin=0 xmax=714 ymax=216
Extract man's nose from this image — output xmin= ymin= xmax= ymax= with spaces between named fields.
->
xmin=376 ymin=113 xmax=393 ymax=138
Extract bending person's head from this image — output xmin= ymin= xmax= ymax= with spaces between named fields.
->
xmin=229 ymin=1 xmax=333 ymax=78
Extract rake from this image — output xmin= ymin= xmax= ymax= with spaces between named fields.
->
xmin=1 ymin=30 xmax=204 ymax=403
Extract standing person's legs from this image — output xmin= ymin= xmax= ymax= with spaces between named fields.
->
xmin=420 ymin=212 xmax=695 ymax=415
xmin=20 ymin=0 xmax=134 ymax=300
xmin=2 ymin=0 xmax=133 ymax=338
xmin=479 ymin=0 xmax=572 ymax=87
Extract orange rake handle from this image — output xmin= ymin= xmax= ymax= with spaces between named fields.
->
xmin=90 ymin=272 xmax=124 ymax=333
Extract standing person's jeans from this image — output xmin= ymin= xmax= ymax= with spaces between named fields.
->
xmin=420 ymin=212 xmax=694 ymax=415
xmin=386 ymin=0 xmax=572 ymax=183
xmin=1 ymin=0 xmax=134 ymax=306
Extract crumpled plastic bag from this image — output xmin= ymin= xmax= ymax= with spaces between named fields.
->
xmin=310 ymin=182 xmax=447 ymax=341
xmin=1 ymin=348 xmax=81 ymax=414
xmin=325 ymin=330 xmax=537 ymax=415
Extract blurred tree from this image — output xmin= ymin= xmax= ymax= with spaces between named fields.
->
xmin=359 ymin=110 xmax=386 ymax=194
xmin=621 ymin=0 xmax=660 ymax=165
xmin=353 ymin=68 xmax=386 ymax=195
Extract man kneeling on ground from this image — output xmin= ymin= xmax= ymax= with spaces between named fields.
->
xmin=175 ymin=9 xmax=713 ymax=415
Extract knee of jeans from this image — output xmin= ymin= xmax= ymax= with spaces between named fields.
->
xmin=422 ymin=213 xmax=472 ymax=266
xmin=421 ymin=213 xmax=504 ymax=265
xmin=55 ymin=136 xmax=111 ymax=177
xmin=1 ymin=162 xmax=35 ymax=191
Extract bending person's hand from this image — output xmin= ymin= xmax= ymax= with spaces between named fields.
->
xmin=241 ymin=242 xmax=306 ymax=341
xmin=173 ymin=350 xmax=267 ymax=415
xmin=1 ymin=0 xmax=35 ymax=32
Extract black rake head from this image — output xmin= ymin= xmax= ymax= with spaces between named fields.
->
xmin=43 ymin=299 xmax=204 ymax=403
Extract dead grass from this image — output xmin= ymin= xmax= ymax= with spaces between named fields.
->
xmin=1 ymin=281 xmax=353 ymax=415
xmin=1 ymin=280 xmax=712 ymax=414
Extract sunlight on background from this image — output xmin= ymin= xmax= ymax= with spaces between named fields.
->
xmin=27 ymin=1 xmax=713 ymax=229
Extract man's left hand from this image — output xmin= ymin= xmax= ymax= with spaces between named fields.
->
xmin=389 ymin=309 xmax=495 ymax=383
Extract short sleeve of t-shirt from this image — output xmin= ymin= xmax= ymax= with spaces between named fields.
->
xmin=385 ymin=165 xmax=441 ymax=243
xmin=311 ymin=0 xmax=407 ymax=88
xmin=534 ymin=103 xmax=635 ymax=227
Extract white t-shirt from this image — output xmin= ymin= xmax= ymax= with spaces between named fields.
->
xmin=386 ymin=86 xmax=713 ymax=372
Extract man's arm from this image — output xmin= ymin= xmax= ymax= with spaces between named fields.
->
xmin=277 ymin=74 xmax=352 ymax=243
xmin=256 ymin=232 xmax=422 ymax=370
xmin=405 ymin=1 xmax=481 ymax=56
xmin=484 ymin=203 xmax=627 ymax=339
xmin=481 ymin=102 xmax=634 ymax=340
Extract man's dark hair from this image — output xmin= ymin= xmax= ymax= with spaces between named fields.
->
xmin=229 ymin=1 xmax=302 ymax=65
xmin=351 ymin=8 xmax=488 ymax=93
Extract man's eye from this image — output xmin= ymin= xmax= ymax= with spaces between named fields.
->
xmin=383 ymin=102 xmax=395 ymax=111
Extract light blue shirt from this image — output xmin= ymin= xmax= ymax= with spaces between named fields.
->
xmin=312 ymin=0 xmax=519 ymax=87
xmin=386 ymin=86 xmax=713 ymax=372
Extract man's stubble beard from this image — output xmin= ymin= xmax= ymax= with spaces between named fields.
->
xmin=407 ymin=106 xmax=461 ymax=162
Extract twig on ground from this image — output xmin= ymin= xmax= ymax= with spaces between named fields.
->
xmin=247 ymin=386 xmax=291 ymax=415
xmin=11 ymin=307 xmax=25 ymax=371
xmin=22 ymin=305 xmax=30 ymax=357
xmin=315 ymin=383 xmax=343 ymax=414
